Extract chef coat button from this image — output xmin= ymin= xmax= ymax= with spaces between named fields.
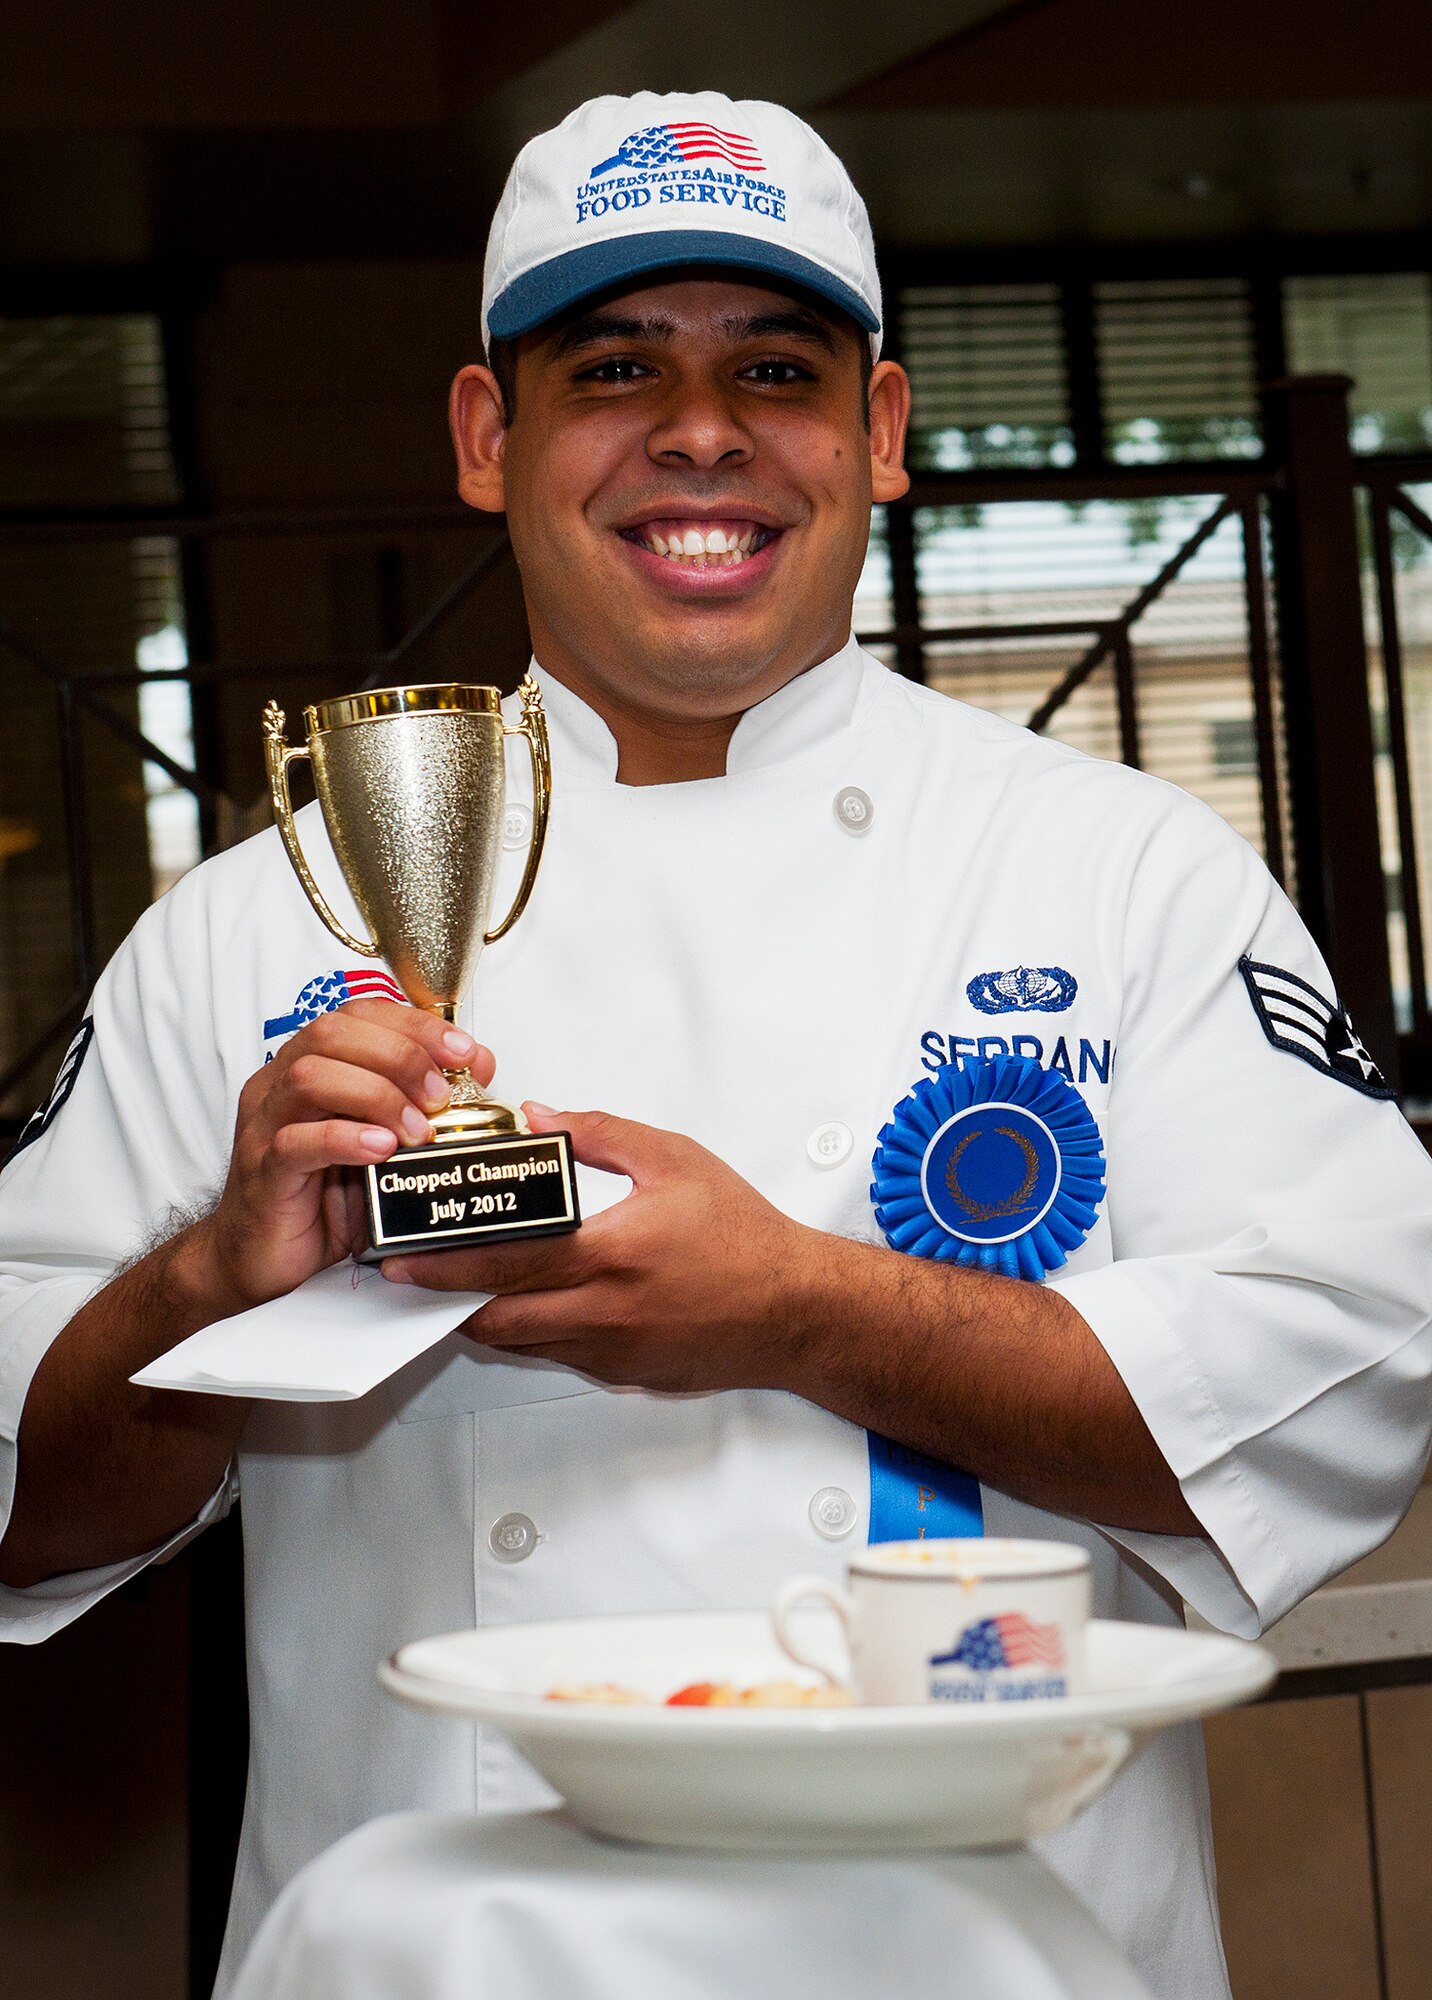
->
xmin=502 ymin=805 xmax=532 ymax=851
xmin=489 ymin=1512 xmax=538 ymax=1563
xmin=833 ymin=786 xmax=873 ymax=835
xmin=807 ymin=1121 xmax=854 ymax=1168
xmin=810 ymin=1486 xmax=857 ymax=1539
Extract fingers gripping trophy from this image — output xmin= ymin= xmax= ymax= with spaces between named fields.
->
xmin=263 ymin=677 xmax=580 ymax=1257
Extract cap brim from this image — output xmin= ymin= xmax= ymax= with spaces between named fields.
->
xmin=486 ymin=230 xmax=880 ymax=343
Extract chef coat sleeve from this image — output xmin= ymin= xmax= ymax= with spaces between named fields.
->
xmin=0 ymin=866 xmax=237 ymax=1643
xmin=1044 ymin=785 xmax=1432 ymax=1637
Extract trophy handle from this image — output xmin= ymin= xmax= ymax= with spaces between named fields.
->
xmin=485 ymin=674 xmax=551 ymax=944
xmin=262 ymin=700 xmax=381 ymax=959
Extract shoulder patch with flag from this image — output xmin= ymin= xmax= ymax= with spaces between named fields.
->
xmin=1239 ymin=956 xmax=1394 ymax=1099
xmin=263 ymin=967 xmax=407 ymax=1045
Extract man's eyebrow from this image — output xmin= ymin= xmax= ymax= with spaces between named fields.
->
xmin=718 ymin=309 xmax=839 ymax=352
xmin=551 ymin=313 xmax=678 ymax=357
xmin=550 ymin=304 xmax=842 ymax=359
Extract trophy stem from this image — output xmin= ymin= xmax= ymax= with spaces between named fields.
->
xmin=429 ymin=1003 xmax=524 ymax=1140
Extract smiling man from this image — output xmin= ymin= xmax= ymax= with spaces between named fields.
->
xmin=3 ymin=91 xmax=1432 ymax=2000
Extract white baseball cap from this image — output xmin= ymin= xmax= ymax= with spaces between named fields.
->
xmin=482 ymin=91 xmax=882 ymax=356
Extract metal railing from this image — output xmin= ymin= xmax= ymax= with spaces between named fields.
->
xmin=1361 ymin=464 xmax=1432 ymax=1077
xmin=857 ymin=478 xmax=1289 ymax=890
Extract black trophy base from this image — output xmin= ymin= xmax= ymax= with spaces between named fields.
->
xmin=360 ymin=1129 xmax=580 ymax=1258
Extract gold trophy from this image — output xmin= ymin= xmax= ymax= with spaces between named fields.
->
xmin=262 ymin=676 xmax=579 ymax=1256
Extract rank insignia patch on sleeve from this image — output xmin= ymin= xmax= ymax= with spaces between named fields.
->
xmin=11 ymin=1016 xmax=94 ymax=1157
xmin=1238 ymin=957 xmax=1394 ymax=1099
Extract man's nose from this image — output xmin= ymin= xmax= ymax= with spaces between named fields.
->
xmin=646 ymin=377 xmax=754 ymax=469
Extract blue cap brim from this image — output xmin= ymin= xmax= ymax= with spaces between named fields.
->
xmin=486 ymin=230 xmax=880 ymax=342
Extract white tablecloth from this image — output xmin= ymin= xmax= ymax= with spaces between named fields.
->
xmin=228 ymin=1810 xmax=1153 ymax=2000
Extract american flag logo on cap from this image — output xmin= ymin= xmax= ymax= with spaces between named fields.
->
xmin=590 ymin=123 xmax=765 ymax=180
xmin=263 ymin=967 xmax=408 ymax=1043
xmin=930 ymin=1612 xmax=1066 ymax=1674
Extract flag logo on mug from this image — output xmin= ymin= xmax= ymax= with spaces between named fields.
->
xmin=930 ymin=1612 xmax=1066 ymax=1674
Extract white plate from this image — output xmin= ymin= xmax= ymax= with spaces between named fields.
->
xmin=380 ymin=1611 xmax=1275 ymax=1853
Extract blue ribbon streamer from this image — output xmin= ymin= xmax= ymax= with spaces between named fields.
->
xmin=867 ymin=1433 xmax=983 ymax=1543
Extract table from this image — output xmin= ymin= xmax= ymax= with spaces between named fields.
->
xmin=228 ymin=1809 xmax=1153 ymax=2000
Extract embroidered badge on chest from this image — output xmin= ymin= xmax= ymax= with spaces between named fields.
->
xmin=871 ymin=1054 xmax=1106 ymax=1281
xmin=1239 ymin=957 xmax=1394 ymax=1099
xmin=966 ymin=965 xmax=1077 ymax=1015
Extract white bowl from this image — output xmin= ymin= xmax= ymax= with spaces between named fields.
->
xmin=380 ymin=1611 xmax=1275 ymax=1853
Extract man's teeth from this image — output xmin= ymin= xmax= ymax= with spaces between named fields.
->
xmin=642 ymin=526 xmax=764 ymax=566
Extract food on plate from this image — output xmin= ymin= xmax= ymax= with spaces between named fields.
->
xmin=666 ymin=1680 xmax=733 ymax=1706
xmin=543 ymin=1682 xmax=654 ymax=1705
xmin=731 ymin=1679 xmax=852 ymax=1708
xmin=544 ymin=1677 xmax=854 ymax=1707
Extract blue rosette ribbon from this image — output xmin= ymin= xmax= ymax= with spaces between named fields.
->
xmin=871 ymin=1055 xmax=1106 ymax=1281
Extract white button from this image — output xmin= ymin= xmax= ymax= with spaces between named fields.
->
xmin=810 ymin=1486 xmax=857 ymax=1539
xmin=807 ymin=1121 xmax=854 ymax=1168
xmin=833 ymin=786 xmax=873 ymax=834
xmin=489 ymin=1512 xmax=538 ymax=1562
xmin=502 ymin=804 xmax=532 ymax=851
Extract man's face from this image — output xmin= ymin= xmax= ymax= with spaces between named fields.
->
xmin=451 ymin=274 xmax=910 ymax=723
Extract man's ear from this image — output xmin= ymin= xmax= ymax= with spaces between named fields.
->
xmin=868 ymin=359 xmax=911 ymax=506
xmin=449 ymin=365 xmax=508 ymax=513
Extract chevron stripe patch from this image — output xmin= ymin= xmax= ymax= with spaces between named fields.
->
xmin=12 ymin=1017 xmax=94 ymax=1158
xmin=1239 ymin=956 xmax=1394 ymax=1099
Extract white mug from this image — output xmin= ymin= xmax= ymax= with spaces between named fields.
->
xmin=773 ymin=1538 xmax=1091 ymax=1705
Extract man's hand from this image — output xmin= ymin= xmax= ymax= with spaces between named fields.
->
xmin=383 ymin=1107 xmax=820 ymax=1394
xmin=386 ymin=1105 xmax=1197 ymax=1535
xmin=188 ymin=1001 xmax=495 ymax=1316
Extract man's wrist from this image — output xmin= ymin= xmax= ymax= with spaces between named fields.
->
xmin=161 ymin=1215 xmax=253 ymax=1330
xmin=767 ymin=1228 xmax=874 ymax=1397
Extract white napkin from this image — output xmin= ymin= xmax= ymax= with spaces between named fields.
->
xmin=132 ymin=1165 xmax=630 ymax=1404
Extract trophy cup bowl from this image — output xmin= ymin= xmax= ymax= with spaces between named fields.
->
xmin=263 ymin=677 xmax=580 ymax=1257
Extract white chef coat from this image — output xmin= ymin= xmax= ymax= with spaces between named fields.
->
xmin=3 ymin=637 xmax=1431 ymax=2000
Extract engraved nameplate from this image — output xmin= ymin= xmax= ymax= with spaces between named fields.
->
xmin=361 ymin=1130 xmax=580 ymax=1257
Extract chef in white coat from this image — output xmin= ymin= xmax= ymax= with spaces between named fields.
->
xmin=3 ymin=89 xmax=1432 ymax=2000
